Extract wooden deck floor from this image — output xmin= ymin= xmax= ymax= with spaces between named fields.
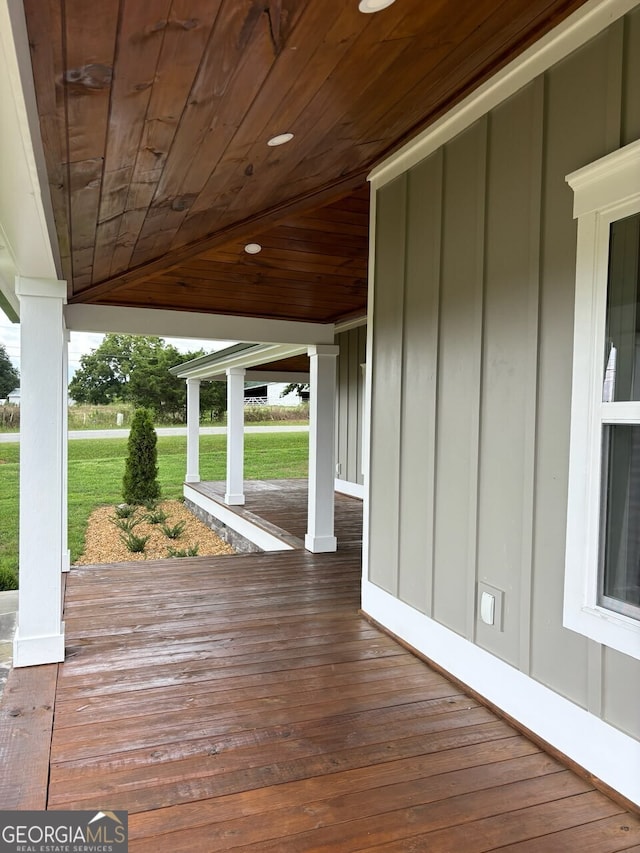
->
xmin=2 ymin=486 xmax=640 ymax=850
xmin=189 ymin=478 xmax=364 ymax=549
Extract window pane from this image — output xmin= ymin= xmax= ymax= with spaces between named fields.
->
xmin=600 ymin=424 xmax=640 ymax=615
xmin=603 ymin=213 xmax=640 ymax=401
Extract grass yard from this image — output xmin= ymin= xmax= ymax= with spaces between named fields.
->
xmin=0 ymin=431 xmax=308 ymax=589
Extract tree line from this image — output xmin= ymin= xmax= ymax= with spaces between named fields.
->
xmin=0 ymin=343 xmax=19 ymax=399
xmin=69 ymin=334 xmax=226 ymax=422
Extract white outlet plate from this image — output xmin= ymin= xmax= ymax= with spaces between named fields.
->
xmin=477 ymin=582 xmax=504 ymax=631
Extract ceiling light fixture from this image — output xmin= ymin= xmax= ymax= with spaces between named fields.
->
xmin=244 ymin=243 xmax=262 ymax=254
xmin=358 ymin=0 xmax=396 ymax=12
xmin=267 ymin=132 xmax=294 ymax=147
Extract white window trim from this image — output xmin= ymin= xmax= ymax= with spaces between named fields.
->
xmin=564 ymin=139 xmax=640 ymax=659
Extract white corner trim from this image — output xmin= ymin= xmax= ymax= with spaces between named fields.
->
xmin=12 ymin=624 xmax=65 ymax=668
xmin=369 ymin=0 xmax=639 ymax=188
xmin=362 ymin=579 xmax=640 ymax=807
xmin=335 ymin=478 xmax=365 ymax=499
xmin=184 ymin=485 xmax=294 ymax=552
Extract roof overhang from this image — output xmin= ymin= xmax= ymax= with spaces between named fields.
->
xmin=0 ymin=0 xmax=60 ymax=321
xmin=170 ymin=342 xmax=310 ymax=381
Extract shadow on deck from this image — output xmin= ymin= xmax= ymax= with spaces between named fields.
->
xmin=1 ymin=488 xmax=639 ymax=850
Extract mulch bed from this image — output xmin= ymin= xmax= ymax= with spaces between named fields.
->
xmin=74 ymin=500 xmax=235 ymax=564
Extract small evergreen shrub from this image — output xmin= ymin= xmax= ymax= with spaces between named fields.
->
xmin=111 ymin=515 xmax=140 ymax=533
xmin=167 ymin=545 xmax=199 ymax=558
xmin=122 ymin=408 xmax=160 ymax=505
xmin=161 ymin=520 xmax=185 ymax=540
xmin=120 ymin=532 xmax=149 ymax=553
xmin=146 ymin=508 xmax=169 ymax=525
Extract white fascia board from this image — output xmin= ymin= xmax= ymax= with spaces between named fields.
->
xmin=244 ymin=371 xmax=310 ymax=382
xmin=335 ymin=314 xmax=368 ymax=333
xmin=64 ymin=304 xmax=335 ymax=346
xmin=175 ymin=343 xmax=309 ymax=380
xmin=0 ymin=0 xmax=59 ymax=318
xmin=369 ymin=0 xmax=640 ymax=189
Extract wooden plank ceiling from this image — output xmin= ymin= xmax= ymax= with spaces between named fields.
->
xmin=24 ymin=0 xmax=588 ymax=324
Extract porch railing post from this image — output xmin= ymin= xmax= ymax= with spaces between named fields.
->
xmin=305 ymin=344 xmax=339 ymax=553
xmin=225 ymin=367 xmax=246 ymax=505
xmin=186 ymin=378 xmax=201 ymax=483
xmin=13 ymin=276 xmax=67 ymax=667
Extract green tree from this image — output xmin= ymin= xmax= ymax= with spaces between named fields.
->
xmin=281 ymin=383 xmax=309 ymax=398
xmin=0 ymin=343 xmax=19 ymax=400
xmin=200 ymin=380 xmax=227 ymax=421
xmin=122 ymin=408 xmax=161 ymax=505
xmin=69 ymin=334 xmax=207 ymax=420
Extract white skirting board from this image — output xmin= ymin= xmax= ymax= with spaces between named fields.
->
xmin=362 ymin=578 xmax=640 ymax=808
xmin=334 ymin=478 xmax=364 ymax=499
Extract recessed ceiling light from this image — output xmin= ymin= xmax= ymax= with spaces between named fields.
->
xmin=358 ymin=0 xmax=396 ymax=11
xmin=267 ymin=132 xmax=294 ymax=147
xmin=244 ymin=243 xmax=262 ymax=254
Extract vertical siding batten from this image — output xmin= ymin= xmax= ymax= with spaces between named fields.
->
xmin=520 ymin=77 xmax=545 ymax=677
xmin=476 ymin=83 xmax=542 ymax=666
xmin=397 ymin=153 xmax=443 ymax=614
xmin=432 ymin=122 xmax=485 ymax=636
xmin=368 ymin=175 xmax=406 ymax=595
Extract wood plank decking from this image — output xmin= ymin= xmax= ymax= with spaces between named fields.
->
xmin=188 ymin=478 xmax=364 ymax=549
xmin=1 ymin=484 xmax=640 ymax=850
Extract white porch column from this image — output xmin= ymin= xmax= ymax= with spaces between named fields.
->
xmin=186 ymin=378 xmax=201 ymax=483
xmin=14 ymin=277 xmax=67 ymax=667
xmin=225 ymin=367 xmax=246 ymax=505
xmin=305 ymin=345 xmax=339 ymax=553
xmin=61 ymin=329 xmax=70 ymax=572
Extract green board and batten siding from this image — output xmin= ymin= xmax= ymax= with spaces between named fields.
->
xmin=368 ymin=9 xmax=640 ymax=740
xmin=335 ymin=326 xmax=366 ymax=487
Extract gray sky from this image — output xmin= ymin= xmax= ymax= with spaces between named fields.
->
xmin=0 ymin=310 xmax=233 ymax=380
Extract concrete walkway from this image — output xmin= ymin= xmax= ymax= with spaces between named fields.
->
xmin=0 ymin=590 xmax=17 ymax=697
xmin=0 ymin=424 xmax=308 ymax=443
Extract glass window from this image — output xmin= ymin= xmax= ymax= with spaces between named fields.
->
xmin=600 ymin=214 xmax=640 ymax=619
xmin=603 ymin=215 xmax=640 ymax=403
xmin=564 ymin=139 xmax=640 ymax=660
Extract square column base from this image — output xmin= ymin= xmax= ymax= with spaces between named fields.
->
xmin=304 ymin=534 xmax=337 ymax=553
xmin=13 ymin=623 xmax=65 ymax=667
xmin=186 ymin=475 xmax=201 ymax=484
xmin=225 ymin=493 xmax=246 ymax=506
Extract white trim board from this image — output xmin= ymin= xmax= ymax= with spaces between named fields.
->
xmin=368 ymin=0 xmax=640 ymax=189
xmin=335 ymin=478 xmax=364 ymax=499
xmin=362 ymin=579 xmax=640 ymax=808
xmin=65 ymin=304 xmax=335 ymax=346
xmin=13 ymin=624 xmax=65 ymax=668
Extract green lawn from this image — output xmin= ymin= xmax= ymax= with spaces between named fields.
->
xmin=0 ymin=432 xmax=309 ymax=589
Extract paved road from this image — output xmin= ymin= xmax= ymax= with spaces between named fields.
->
xmin=0 ymin=425 xmax=309 ymax=443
